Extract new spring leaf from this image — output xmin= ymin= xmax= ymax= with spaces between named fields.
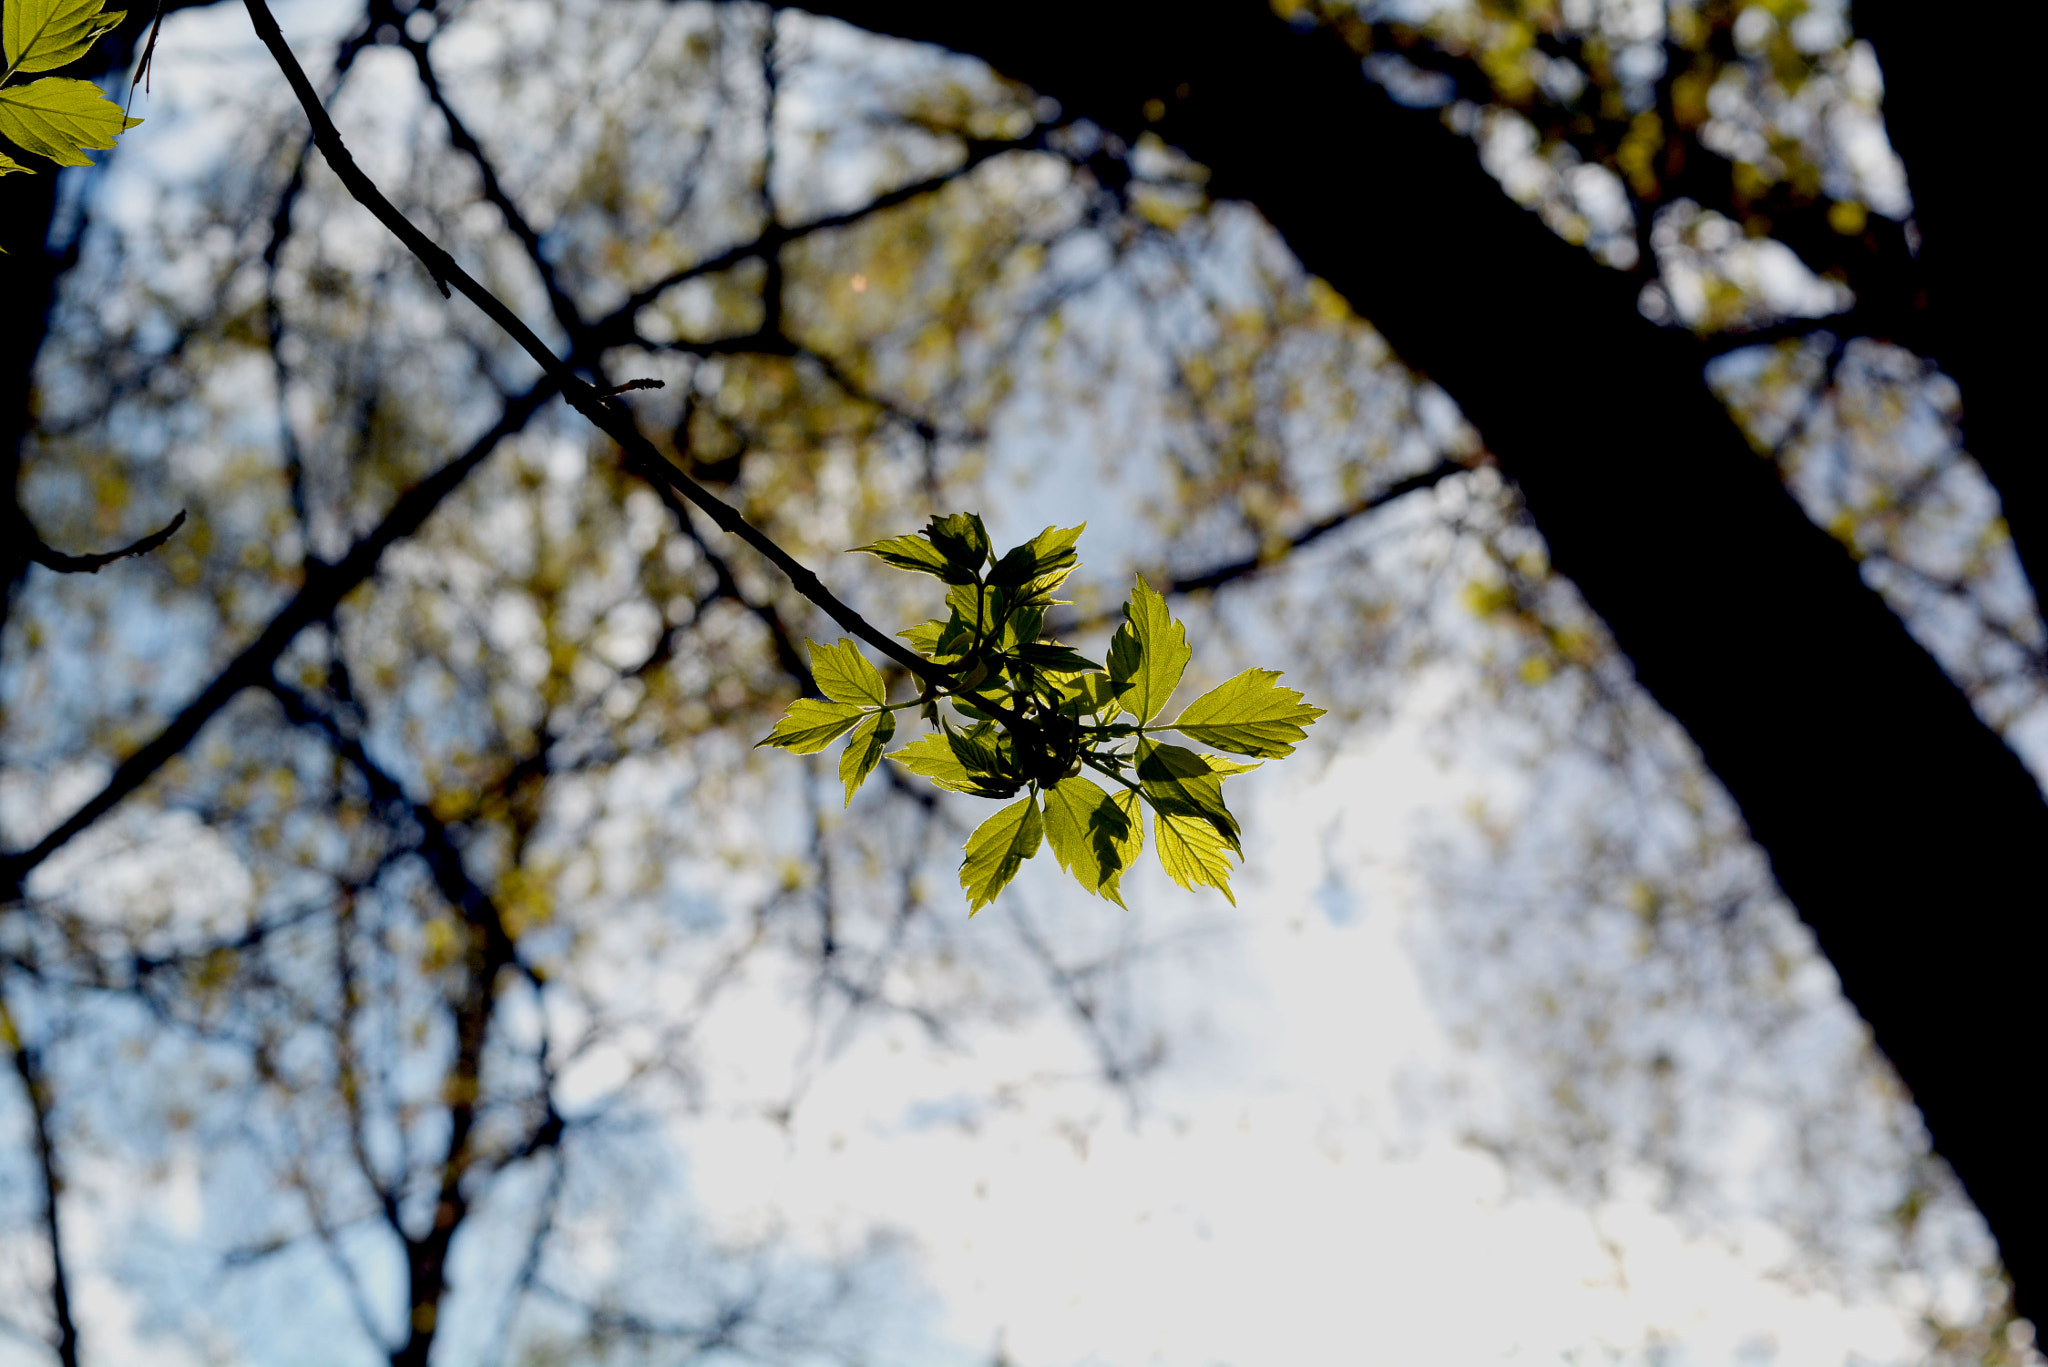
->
xmin=1106 ymin=574 xmax=1189 ymax=724
xmin=766 ymin=515 xmax=1321 ymax=911
xmin=4 ymin=0 xmax=125 ymax=75
xmin=0 ymin=75 xmax=141 ymax=167
xmin=1167 ymin=668 xmax=1327 ymax=758
xmin=960 ymin=793 xmax=1042 ymax=913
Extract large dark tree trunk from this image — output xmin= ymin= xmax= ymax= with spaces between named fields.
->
xmin=1850 ymin=0 xmax=2048 ymax=598
xmin=784 ymin=0 xmax=2048 ymax=1315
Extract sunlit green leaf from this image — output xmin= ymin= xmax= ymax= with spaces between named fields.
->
xmin=0 ymin=148 xmax=27 ymax=176
xmin=4 ymin=0 xmax=124 ymax=76
xmin=1000 ymin=603 xmax=1046 ymax=649
xmin=808 ymin=637 xmax=885 ymax=708
xmin=944 ymin=581 xmax=1004 ymax=640
xmin=1135 ymin=737 xmax=1241 ymax=853
xmin=987 ymin=522 xmax=1084 ymax=589
xmin=1041 ymin=776 xmax=1142 ymax=906
xmin=1010 ymin=641 xmax=1100 ymax=675
xmin=945 ymin=720 xmax=1013 ymax=781
xmin=849 ymin=531 xmax=960 ymax=581
xmin=0 ymin=75 xmax=140 ymax=167
xmin=1106 ymin=575 xmax=1189 ymax=723
xmin=959 ymin=793 xmax=1042 ymax=913
xmin=889 ymin=731 xmax=1017 ymax=797
xmin=888 ymin=732 xmax=973 ymax=788
xmin=1153 ymin=809 xmax=1237 ymax=904
xmin=1167 ymin=668 xmax=1326 ymax=757
xmin=899 ymin=619 xmax=946 ymax=656
xmin=1053 ymin=670 xmax=1123 ymax=718
xmin=1099 ymin=788 xmax=1143 ymax=905
xmin=923 ymin=513 xmax=991 ymax=574
xmin=754 ymin=697 xmax=863 ymax=754
xmin=839 ymin=709 xmax=894 ymax=806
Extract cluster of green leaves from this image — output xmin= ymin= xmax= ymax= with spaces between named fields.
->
xmin=758 ymin=516 xmax=1324 ymax=912
xmin=1 ymin=0 xmax=142 ymax=180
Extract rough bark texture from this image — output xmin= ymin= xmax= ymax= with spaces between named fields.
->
xmin=784 ymin=0 xmax=2048 ymax=1314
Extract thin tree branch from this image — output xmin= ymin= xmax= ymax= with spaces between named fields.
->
xmin=593 ymin=125 xmax=1055 ymax=342
xmin=1 ymin=992 xmax=80 ymax=1367
xmin=1168 ymin=458 xmax=1469 ymax=593
xmin=24 ymin=509 xmax=186 ymax=574
xmin=1047 ymin=458 xmax=1470 ymax=637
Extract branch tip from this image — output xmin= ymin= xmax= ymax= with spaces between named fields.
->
xmin=27 ymin=509 xmax=189 ymax=574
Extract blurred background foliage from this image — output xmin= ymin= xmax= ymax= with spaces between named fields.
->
xmin=1 ymin=0 xmax=2040 ymax=1362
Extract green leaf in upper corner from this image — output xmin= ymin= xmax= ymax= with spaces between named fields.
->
xmin=889 ymin=730 xmax=1019 ymax=798
xmin=1010 ymin=641 xmax=1101 ymax=676
xmin=839 ymin=708 xmax=894 ymax=806
xmin=1153 ymin=809 xmax=1237 ymax=904
xmin=1041 ymin=777 xmax=1143 ymax=907
xmin=1166 ymin=667 xmax=1326 ymax=758
xmin=960 ymin=793 xmax=1042 ymax=914
xmin=755 ymin=697 xmax=863 ymax=754
xmin=0 ymin=76 xmax=140 ymax=168
xmin=987 ymin=522 xmax=1084 ymax=590
xmin=923 ymin=513 xmax=991 ymax=575
xmin=807 ymin=637 xmax=885 ymax=708
xmin=1054 ymin=670 xmax=1125 ymax=718
xmin=4 ymin=0 xmax=125 ymax=76
xmin=1106 ymin=575 xmax=1190 ymax=724
xmin=1135 ymin=737 xmax=1241 ymax=853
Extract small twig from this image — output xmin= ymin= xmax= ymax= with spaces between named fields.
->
xmin=603 ymin=378 xmax=664 ymax=397
xmin=126 ymin=0 xmax=167 ymax=115
xmin=26 ymin=510 xmax=186 ymax=574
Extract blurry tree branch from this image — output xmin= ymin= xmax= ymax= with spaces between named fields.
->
xmin=22 ymin=508 xmax=186 ymax=574
xmin=0 ymin=992 xmax=80 ymax=1367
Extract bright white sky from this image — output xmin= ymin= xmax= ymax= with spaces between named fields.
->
xmin=648 ymin=699 xmax=1926 ymax=1367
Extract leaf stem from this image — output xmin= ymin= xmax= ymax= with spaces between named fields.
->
xmin=1081 ymin=751 xmax=1143 ymax=796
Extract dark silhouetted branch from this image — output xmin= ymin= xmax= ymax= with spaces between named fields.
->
xmin=24 ymin=509 xmax=186 ymax=574
xmin=1169 ymin=459 xmax=1469 ymax=594
xmin=1 ymin=995 xmax=80 ymax=1367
